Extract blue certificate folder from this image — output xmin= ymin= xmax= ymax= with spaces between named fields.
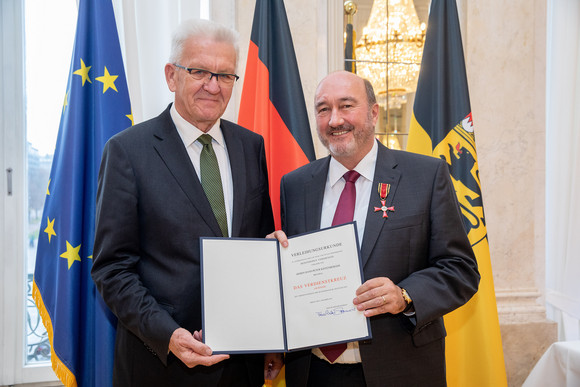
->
xmin=200 ymin=222 xmax=372 ymax=354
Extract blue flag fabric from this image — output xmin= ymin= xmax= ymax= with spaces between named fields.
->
xmin=32 ymin=0 xmax=131 ymax=385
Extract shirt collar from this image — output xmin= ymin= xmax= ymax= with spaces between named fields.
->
xmin=170 ymin=103 xmax=225 ymax=147
xmin=328 ymin=140 xmax=378 ymax=187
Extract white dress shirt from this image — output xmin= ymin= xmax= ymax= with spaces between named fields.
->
xmin=170 ymin=104 xmax=234 ymax=237
xmin=312 ymin=140 xmax=378 ymax=364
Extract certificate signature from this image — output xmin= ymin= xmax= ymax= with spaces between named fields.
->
xmin=315 ymin=306 xmax=356 ymax=317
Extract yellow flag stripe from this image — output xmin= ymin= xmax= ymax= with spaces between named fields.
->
xmin=407 ymin=112 xmax=433 ymax=155
xmin=408 ymin=114 xmax=507 ymax=387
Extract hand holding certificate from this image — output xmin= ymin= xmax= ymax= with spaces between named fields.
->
xmin=200 ymin=222 xmax=371 ymax=354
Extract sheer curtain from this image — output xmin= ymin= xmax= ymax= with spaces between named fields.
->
xmin=111 ymin=0 xmax=213 ymax=124
xmin=545 ymin=0 xmax=580 ymax=341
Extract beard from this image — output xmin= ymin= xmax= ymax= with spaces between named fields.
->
xmin=318 ymin=115 xmax=375 ymax=159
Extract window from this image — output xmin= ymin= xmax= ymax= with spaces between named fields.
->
xmin=25 ymin=0 xmax=77 ymax=366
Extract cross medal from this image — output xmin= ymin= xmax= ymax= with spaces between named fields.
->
xmin=374 ymin=183 xmax=394 ymax=218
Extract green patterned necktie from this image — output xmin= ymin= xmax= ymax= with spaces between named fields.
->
xmin=198 ymin=134 xmax=228 ymax=237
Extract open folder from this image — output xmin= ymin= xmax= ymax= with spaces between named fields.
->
xmin=200 ymin=222 xmax=371 ymax=354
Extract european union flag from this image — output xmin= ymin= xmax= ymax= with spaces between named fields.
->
xmin=32 ymin=0 xmax=132 ymax=385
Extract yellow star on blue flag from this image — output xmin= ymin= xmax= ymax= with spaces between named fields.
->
xmin=73 ymin=58 xmax=92 ymax=86
xmin=96 ymin=66 xmax=118 ymax=93
xmin=44 ymin=217 xmax=56 ymax=243
xmin=60 ymin=241 xmax=82 ymax=269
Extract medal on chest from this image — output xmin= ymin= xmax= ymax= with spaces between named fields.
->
xmin=374 ymin=183 xmax=395 ymax=218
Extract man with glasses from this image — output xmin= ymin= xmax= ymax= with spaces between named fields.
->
xmin=92 ymin=19 xmax=274 ymax=386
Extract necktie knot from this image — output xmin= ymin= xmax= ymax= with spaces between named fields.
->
xmin=344 ymin=170 xmax=360 ymax=184
xmin=198 ymin=133 xmax=213 ymax=146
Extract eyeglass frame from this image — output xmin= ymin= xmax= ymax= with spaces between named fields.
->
xmin=172 ymin=63 xmax=239 ymax=85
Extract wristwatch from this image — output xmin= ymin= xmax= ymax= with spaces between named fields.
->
xmin=401 ymin=288 xmax=413 ymax=311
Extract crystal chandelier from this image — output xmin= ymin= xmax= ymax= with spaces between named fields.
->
xmin=354 ymin=0 xmax=425 ymax=100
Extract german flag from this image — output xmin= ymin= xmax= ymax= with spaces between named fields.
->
xmin=406 ymin=0 xmax=507 ymax=386
xmin=239 ymin=0 xmax=315 ymax=229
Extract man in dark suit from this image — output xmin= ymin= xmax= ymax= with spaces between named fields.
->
xmin=91 ymin=19 xmax=274 ymax=386
xmin=269 ymin=71 xmax=480 ymax=386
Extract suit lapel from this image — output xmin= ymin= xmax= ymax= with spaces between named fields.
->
xmin=360 ymin=143 xmax=401 ymax=267
xmin=221 ymin=120 xmax=246 ymax=237
xmin=152 ymin=107 xmax=223 ymax=236
xmin=304 ymin=157 xmax=330 ymax=231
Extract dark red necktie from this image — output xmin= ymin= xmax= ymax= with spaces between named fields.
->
xmin=320 ymin=170 xmax=360 ymax=363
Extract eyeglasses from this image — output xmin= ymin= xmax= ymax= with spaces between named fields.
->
xmin=173 ymin=64 xmax=239 ymax=85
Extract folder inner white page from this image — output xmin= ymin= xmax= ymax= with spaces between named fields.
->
xmin=202 ymin=238 xmax=285 ymax=353
xmin=280 ymin=224 xmax=369 ymax=350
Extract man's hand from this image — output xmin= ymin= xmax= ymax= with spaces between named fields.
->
xmin=353 ymin=277 xmax=407 ymax=317
xmin=168 ymin=328 xmax=229 ymax=368
xmin=266 ymin=230 xmax=289 ymax=248
xmin=264 ymin=353 xmax=284 ymax=382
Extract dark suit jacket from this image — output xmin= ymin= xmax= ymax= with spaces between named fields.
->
xmin=280 ymin=141 xmax=480 ymax=387
xmin=91 ymin=105 xmax=274 ymax=387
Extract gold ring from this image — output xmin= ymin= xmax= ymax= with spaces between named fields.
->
xmin=381 ymin=295 xmax=386 ymax=305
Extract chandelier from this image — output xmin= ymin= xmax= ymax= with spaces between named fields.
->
xmin=353 ymin=0 xmax=425 ymax=101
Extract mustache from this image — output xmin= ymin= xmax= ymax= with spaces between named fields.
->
xmin=328 ymin=123 xmax=355 ymax=133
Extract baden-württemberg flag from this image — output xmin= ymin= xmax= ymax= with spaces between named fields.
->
xmin=32 ymin=0 xmax=132 ymax=386
xmin=239 ymin=0 xmax=316 ymax=230
xmin=406 ymin=0 xmax=507 ymax=386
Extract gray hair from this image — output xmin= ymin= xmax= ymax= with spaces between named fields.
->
xmin=362 ymin=78 xmax=377 ymax=109
xmin=168 ymin=19 xmax=240 ymax=68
